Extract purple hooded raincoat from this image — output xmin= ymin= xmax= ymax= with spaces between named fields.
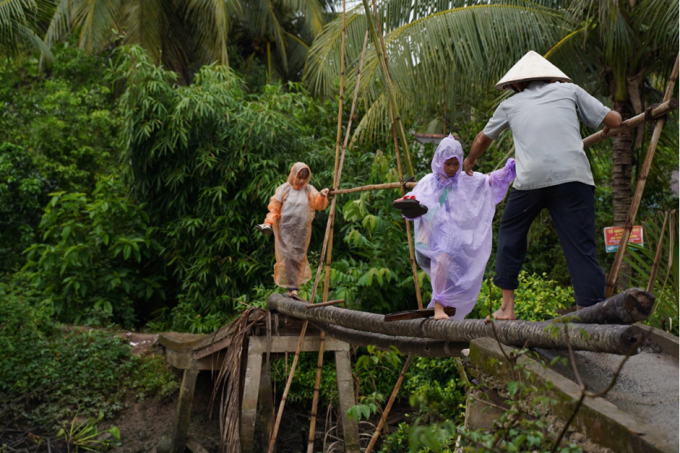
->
xmin=405 ymin=135 xmax=516 ymax=318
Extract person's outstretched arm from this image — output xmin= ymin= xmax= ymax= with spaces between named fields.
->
xmin=464 ymin=131 xmax=494 ymax=176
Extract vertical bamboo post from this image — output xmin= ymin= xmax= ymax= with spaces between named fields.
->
xmin=646 ymin=211 xmax=669 ymax=293
xmin=364 ymin=356 xmax=413 ymax=453
xmin=267 ymin=5 xmax=348 ymax=452
xmin=365 ymin=0 xmax=423 ymax=309
xmin=605 ymin=54 xmax=679 ymax=297
xmin=307 ymin=30 xmax=370 ymax=453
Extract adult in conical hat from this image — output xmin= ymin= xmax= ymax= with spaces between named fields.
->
xmin=463 ymin=50 xmax=623 ymax=321
xmin=494 ymin=50 xmax=572 ymax=90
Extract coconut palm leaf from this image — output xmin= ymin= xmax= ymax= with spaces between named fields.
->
xmin=0 ymin=0 xmax=53 ymax=57
xmin=186 ymin=0 xmax=241 ymax=66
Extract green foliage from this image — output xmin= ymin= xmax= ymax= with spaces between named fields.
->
xmin=0 ymin=46 xmax=120 ymax=272
xmin=21 ymin=177 xmax=165 ymax=326
xmin=468 ymin=273 xmax=574 ymax=321
xmin=625 ymin=212 xmax=679 ymax=335
xmin=56 ymin=411 xmax=122 ymax=452
xmin=0 ymin=282 xmax=178 ymax=431
xmin=111 ymin=45 xmax=338 ymax=330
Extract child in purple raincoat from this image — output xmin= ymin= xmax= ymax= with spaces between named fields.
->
xmin=403 ymin=135 xmax=516 ymax=320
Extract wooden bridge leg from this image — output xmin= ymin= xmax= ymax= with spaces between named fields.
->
xmin=241 ymin=342 xmax=263 ymax=453
xmin=335 ymin=348 xmax=361 ymax=453
xmin=170 ymin=360 xmax=199 ymax=453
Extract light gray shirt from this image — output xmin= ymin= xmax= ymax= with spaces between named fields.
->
xmin=483 ymin=82 xmax=610 ymax=190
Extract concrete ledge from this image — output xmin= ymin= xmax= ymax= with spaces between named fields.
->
xmin=641 ymin=325 xmax=678 ymax=361
xmin=469 ymin=337 xmax=677 ymax=453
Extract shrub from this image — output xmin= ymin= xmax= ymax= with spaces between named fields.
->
xmin=0 ymin=283 xmax=177 ymax=431
xmin=21 ymin=176 xmax=165 ymax=327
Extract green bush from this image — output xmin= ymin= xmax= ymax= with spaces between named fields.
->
xmin=21 ymin=176 xmax=165 ymax=327
xmin=0 ymin=283 xmax=177 ymax=431
xmin=0 ymin=47 xmax=120 ymax=272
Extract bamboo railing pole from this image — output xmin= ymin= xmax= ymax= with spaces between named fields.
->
xmin=268 ymin=4 xmax=349 ymax=452
xmin=369 ymin=0 xmax=415 ymax=178
xmin=330 ymin=181 xmax=418 ymax=195
xmin=583 ymin=99 xmax=678 ymax=148
xmin=307 ymin=30 xmax=370 ymax=453
xmin=605 ymin=54 xmax=679 ymax=297
xmin=365 ymin=356 xmax=413 ymax=453
xmin=362 ymin=0 xmax=422 ymax=309
xmin=646 ymin=211 xmax=669 ymax=293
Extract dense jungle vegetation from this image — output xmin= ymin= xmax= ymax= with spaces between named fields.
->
xmin=1 ymin=0 xmax=678 ymax=451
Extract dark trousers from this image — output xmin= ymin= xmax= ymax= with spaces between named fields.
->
xmin=493 ymin=182 xmax=605 ymax=307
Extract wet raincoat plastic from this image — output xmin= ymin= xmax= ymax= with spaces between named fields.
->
xmin=264 ymin=163 xmax=329 ymax=289
xmin=405 ymin=135 xmax=516 ymax=318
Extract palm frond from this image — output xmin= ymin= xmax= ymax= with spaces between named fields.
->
xmin=0 ymin=0 xmax=52 ymax=56
xmin=122 ymin=0 xmax=166 ymax=62
xmin=72 ymin=0 xmax=121 ymax=53
xmin=187 ymin=0 xmax=240 ymax=66
xmin=277 ymin=0 xmax=326 ymax=36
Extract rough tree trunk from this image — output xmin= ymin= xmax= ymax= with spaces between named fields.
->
xmin=611 ymin=98 xmax=634 ymax=287
xmin=268 ymin=294 xmax=647 ymax=355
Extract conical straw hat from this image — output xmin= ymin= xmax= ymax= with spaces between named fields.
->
xmin=495 ymin=50 xmax=572 ymax=90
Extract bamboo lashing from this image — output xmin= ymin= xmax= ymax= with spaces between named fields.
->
xmin=365 ymin=356 xmax=413 ymax=453
xmin=267 ymin=3 xmax=350 ymax=451
xmin=605 ymin=54 xmax=679 ymax=298
xmin=307 ymin=30 xmax=370 ymax=453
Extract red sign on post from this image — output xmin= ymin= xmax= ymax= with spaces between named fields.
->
xmin=604 ymin=226 xmax=644 ymax=253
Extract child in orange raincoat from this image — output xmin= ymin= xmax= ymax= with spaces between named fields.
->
xmin=256 ymin=163 xmax=329 ymax=300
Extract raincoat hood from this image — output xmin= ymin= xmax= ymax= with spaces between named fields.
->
xmin=431 ymin=134 xmax=463 ymax=186
xmin=287 ymin=162 xmax=312 ymax=190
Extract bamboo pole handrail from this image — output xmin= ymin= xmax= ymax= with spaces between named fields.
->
xmin=605 ymin=54 xmax=680 ymax=297
xmin=583 ymin=98 xmax=678 ymax=148
xmin=330 ymin=181 xmax=418 ymax=195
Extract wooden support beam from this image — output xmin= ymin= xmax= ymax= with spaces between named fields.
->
xmin=170 ymin=360 xmax=199 ymax=453
xmin=240 ymin=344 xmax=263 ymax=453
xmin=335 ymin=349 xmax=361 ymax=453
xmin=268 ymin=294 xmax=646 ymax=355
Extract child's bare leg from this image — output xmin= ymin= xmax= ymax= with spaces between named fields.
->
xmin=432 ymin=254 xmax=450 ymax=320
xmin=485 ymin=289 xmax=516 ymax=322
xmin=434 ymin=301 xmax=449 ymax=320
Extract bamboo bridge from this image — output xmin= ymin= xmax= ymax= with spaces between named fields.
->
xmin=156 ymin=288 xmax=679 ymax=453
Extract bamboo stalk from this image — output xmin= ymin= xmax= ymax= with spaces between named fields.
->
xmin=362 ymin=0 xmax=422 ymax=309
xmin=306 ymin=299 xmax=345 ymax=309
xmin=605 ymin=54 xmax=679 ymax=297
xmin=307 ymin=30 xmax=370 ymax=453
xmin=368 ymin=0 xmax=415 ymax=177
xmin=582 ymin=99 xmax=678 ymax=148
xmin=646 ymin=211 xmax=669 ymax=293
xmin=329 ymin=181 xmax=418 ymax=195
xmin=365 ymin=356 xmax=413 ymax=453
xmin=267 ymin=5 xmax=350 ymax=452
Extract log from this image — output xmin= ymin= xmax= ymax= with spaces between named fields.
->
xmin=582 ymin=98 xmax=678 ymax=148
xmin=268 ymin=294 xmax=645 ymax=355
xmin=385 ymin=306 xmax=456 ymax=322
xmin=553 ymin=288 xmax=655 ymax=325
xmin=310 ymin=322 xmax=467 ymax=357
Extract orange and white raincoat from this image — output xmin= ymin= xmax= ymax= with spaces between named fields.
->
xmin=264 ymin=163 xmax=329 ymax=289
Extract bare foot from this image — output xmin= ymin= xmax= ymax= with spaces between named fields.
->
xmin=288 ymin=290 xmax=304 ymax=301
xmin=484 ymin=306 xmax=516 ymax=323
xmin=433 ymin=302 xmax=450 ymax=320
